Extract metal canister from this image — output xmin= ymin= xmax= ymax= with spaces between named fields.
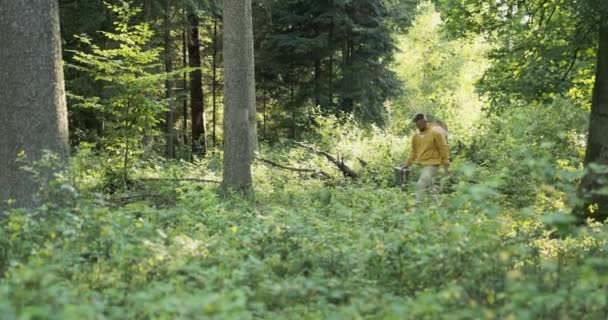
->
xmin=393 ymin=166 xmax=409 ymax=186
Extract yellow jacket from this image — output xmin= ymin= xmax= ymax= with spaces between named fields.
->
xmin=404 ymin=124 xmax=449 ymax=167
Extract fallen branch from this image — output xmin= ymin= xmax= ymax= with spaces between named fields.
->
xmin=357 ymin=157 xmax=368 ymax=168
xmin=104 ymin=193 xmax=163 ymax=207
xmin=133 ymin=178 xmax=221 ymax=184
xmin=256 ymin=157 xmax=332 ymax=179
xmin=293 ymin=141 xmax=358 ymax=179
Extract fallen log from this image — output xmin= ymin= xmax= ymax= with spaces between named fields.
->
xmin=256 ymin=157 xmax=332 ymax=179
xmin=104 ymin=193 xmax=163 ymax=207
xmin=293 ymin=141 xmax=358 ymax=179
xmin=133 ymin=178 xmax=221 ymax=184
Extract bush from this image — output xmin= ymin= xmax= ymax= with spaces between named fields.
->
xmin=464 ymin=98 xmax=588 ymax=207
xmin=1 ymin=145 xmax=607 ymax=319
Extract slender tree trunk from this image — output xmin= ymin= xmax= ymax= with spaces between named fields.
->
xmin=182 ymin=25 xmax=188 ymax=154
xmin=123 ymin=101 xmax=131 ymax=187
xmin=212 ymin=14 xmax=218 ymax=148
xmin=328 ymin=18 xmax=334 ymax=109
xmin=222 ymin=0 xmax=255 ymax=193
xmin=328 ymin=53 xmax=334 ymax=108
xmin=341 ymin=41 xmax=348 ymax=112
xmin=188 ymin=13 xmax=207 ymax=158
xmin=144 ymin=0 xmax=151 ymax=25
xmin=164 ymin=0 xmax=175 ymax=158
xmin=578 ymin=17 xmax=608 ymax=222
xmin=349 ymin=42 xmax=355 ymax=108
xmin=142 ymin=0 xmax=154 ymax=148
xmin=314 ymin=59 xmax=321 ymax=108
xmin=290 ymin=84 xmax=296 ymax=139
xmin=341 ymin=39 xmax=354 ymax=113
xmin=0 ymin=0 xmax=69 ymax=209
xmin=263 ymin=91 xmax=267 ymax=140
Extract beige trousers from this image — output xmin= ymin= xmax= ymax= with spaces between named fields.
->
xmin=416 ymin=165 xmax=439 ymax=202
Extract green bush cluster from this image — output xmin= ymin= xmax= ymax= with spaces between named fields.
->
xmin=1 ymin=141 xmax=607 ymax=319
xmin=1 ymin=72 xmax=603 ymax=319
xmin=463 ymin=98 xmax=588 ymax=208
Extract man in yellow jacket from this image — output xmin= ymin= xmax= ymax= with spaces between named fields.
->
xmin=402 ymin=113 xmax=450 ymax=202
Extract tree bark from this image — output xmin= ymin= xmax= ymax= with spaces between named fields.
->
xmin=328 ymin=17 xmax=334 ymax=109
xmin=222 ymin=0 xmax=255 ymax=194
xmin=212 ymin=14 xmax=218 ymax=148
xmin=182 ymin=25 xmax=188 ymax=153
xmin=578 ymin=16 xmax=608 ymax=222
xmin=141 ymin=0 xmax=154 ymax=148
xmin=0 ymin=0 xmax=69 ymax=209
xmin=262 ymin=91 xmax=267 ymax=140
xmin=290 ymin=84 xmax=296 ymax=139
xmin=188 ymin=13 xmax=207 ymax=158
xmin=341 ymin=39 xmax=354 ymax=113
xmin=164 ymin=0 xmax=175 ymax=158
xmin=314 ymin=58 xmax=322 ymax=108
xmin=328 ymin=52 xmax=334 ymax=108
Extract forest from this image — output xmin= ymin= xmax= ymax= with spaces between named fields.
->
xmin=0 ymin=0 xmax=608 ymax=318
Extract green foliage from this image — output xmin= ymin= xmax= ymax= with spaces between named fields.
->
xmin=254 ymin=0 xmax=402 ymax=131
xmin=12 ymin=151 xmax=77 ymax=209
xmin=69 ymin=0 xmax=170 ymax=186
xmin=0 ymin=93 xmax=604 ymax=318
xmin=4 ymin=1 xmax=607 ymax=319
xmin=390 ymin=1 xmax=488 ymax=142
xmin=437 ymin=0 xmax=602 ymax=110
xmin=263 ymin=111 xmax=412 ymax=185
xmin=1 ymin=146 xmax=608 ymax=318
xmin=465 ymin=98 xmax=588 ymax=207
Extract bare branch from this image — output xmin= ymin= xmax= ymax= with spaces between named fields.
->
xmin=256 ymin=157 xmax=332 ymax=179
xmin=133 ymin=178 xmax=221 ymax=183
xmin=293 ymin=141 xmax=359 ymax=179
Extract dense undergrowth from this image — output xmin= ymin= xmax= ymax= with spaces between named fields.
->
xmin=2 ymin=100 xmax=608 ymax=320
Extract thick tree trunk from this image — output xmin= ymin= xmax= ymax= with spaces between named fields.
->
xmin=222 ymin=0 xmax=255 ymax=193
xmin=188 ymin=13 xmax=207 ymax=158
xmin=164 ymin=0 xmax=175 ymax=158
xmin=0 ymin=0 xmax=69 ymax=209
xmin=578 ymin=17 xmax=608 ymax=222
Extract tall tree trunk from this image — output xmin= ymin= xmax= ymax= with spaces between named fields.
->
xmin=212 ymin=14 xmax=218 ymax=148
xmin=314 ymin=59 xmax=322 ymax=108
xmin=328 ymin=17 xmax=334 ymax=109
xmin=144 ymin=0 xmax=152 ymax=24
xmin=0 ymin=0 xmax=69 ymax=209
xmin=328 ymin=53 xmax=334 ymax=109
xmin=341 ymin=39 xmax=354 ymax=113
xmin=578 ymin=17 xmax=608 ymax=222
xmin=142 ymin=0 xmax=154 ymax=148
xmin=164 ymin=0 xmax=175 ymax=158
xmin=290 ymin=84 xmax=296 ymax=139
xmin=182 ymin=25 xmax=188 ymax=154
xmin=188 ymin=13 xmax=207 ymax=158
xmin=263 ymin=91 xmax=267 ymax=140
xmin=222 ymin=0 xmax=255 ymax=193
